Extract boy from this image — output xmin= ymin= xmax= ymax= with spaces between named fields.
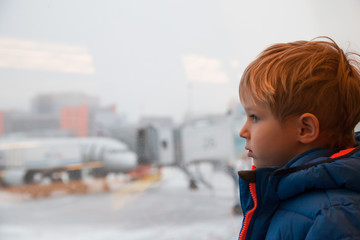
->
xmin=238 ymin=37 xmax=360 ymax=240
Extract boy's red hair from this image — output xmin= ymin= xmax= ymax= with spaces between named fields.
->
xmin=239 ymin=37 xmax=360 ymax=148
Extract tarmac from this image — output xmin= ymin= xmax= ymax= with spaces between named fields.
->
xmin=0 ymin=165 xmax=243 ymax=240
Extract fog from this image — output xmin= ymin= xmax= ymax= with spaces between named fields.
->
xmin=1 ymin=0 xmax=359 ymax=122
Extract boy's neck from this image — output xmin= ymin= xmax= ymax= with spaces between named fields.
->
xmin=317 ymin=131 xmax=356 ymax=149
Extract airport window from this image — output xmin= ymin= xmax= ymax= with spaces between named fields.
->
xmin=0 ymin=1 xmax=358 ymax=240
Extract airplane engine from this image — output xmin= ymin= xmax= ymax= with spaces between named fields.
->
xmin=1 ymin=169 xmax=26 ymax=186
xmin=102 ymin=151 xmax=137 ymax=173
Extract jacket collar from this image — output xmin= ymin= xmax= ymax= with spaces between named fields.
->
xmin=238 ymin=147 xmax=360 ymax=201
xmin=275 ymin=147 xmax=360 ymax=200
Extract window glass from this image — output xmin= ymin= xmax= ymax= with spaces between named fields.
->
xmin=0 ymin=1 xmax=360 ymax=239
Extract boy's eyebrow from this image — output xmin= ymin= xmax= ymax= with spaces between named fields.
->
xmin=244 ymin=106 xmax=256 ymax=112
xmin=244 ymin=105 xmax=268 ymax=115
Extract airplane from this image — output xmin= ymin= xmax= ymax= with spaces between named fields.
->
xmin=0 ymin=137 xmax=138 ymax=186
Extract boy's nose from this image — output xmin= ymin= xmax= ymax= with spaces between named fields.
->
xmin=239 ymin=125 xmax=249 ymax=139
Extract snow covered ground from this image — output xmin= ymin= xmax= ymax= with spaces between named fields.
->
xmin=0 ymin=165 xmax=243 ymax=240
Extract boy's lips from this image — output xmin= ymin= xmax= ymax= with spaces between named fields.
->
xmin=245 ymin=147 xmax=253 ymax=157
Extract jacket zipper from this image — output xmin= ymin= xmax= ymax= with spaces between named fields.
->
xmin=239 ymin=166 xmax=258 ymax=240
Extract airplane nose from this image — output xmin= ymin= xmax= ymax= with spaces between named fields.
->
xmin=103 ymin=152 xmax=138 ymax=173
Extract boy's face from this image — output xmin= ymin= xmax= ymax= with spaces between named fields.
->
xmin=240 ymin=100 xmax=302 ymax=168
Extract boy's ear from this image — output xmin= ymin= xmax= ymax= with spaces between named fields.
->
xmin=297 ymin=113 xmax=320 ymax=144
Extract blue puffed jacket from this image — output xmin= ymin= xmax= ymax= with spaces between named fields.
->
xmin=238 ymin=144 xmax=360 ymax=239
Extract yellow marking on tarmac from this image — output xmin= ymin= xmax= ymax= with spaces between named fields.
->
xmin=86 ymin=161 xmax=103 ymax=168
xmin=66 ymin=161 xmax=103 ymax=171
xmin=110 ymin=173 xmax=162 ymax=210
xmin=66 ymin=164 xmax=83 ymax=171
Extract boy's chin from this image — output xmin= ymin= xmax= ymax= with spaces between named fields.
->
xmin=253 ymin=159 xmax=277 ymax=168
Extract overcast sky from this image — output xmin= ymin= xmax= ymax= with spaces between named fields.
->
xmin=0 ymin=0 xmax=360 ymax=123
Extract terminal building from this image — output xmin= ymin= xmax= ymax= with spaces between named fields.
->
xmin=0 ymin=92 xmax=125 ymax=138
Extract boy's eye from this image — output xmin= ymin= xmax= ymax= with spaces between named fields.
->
xmin=249 ymin=114 xmax=259 ymax=122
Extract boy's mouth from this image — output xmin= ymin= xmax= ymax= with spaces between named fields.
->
xmin=245 ymin=147 xmax=253 ymax=157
